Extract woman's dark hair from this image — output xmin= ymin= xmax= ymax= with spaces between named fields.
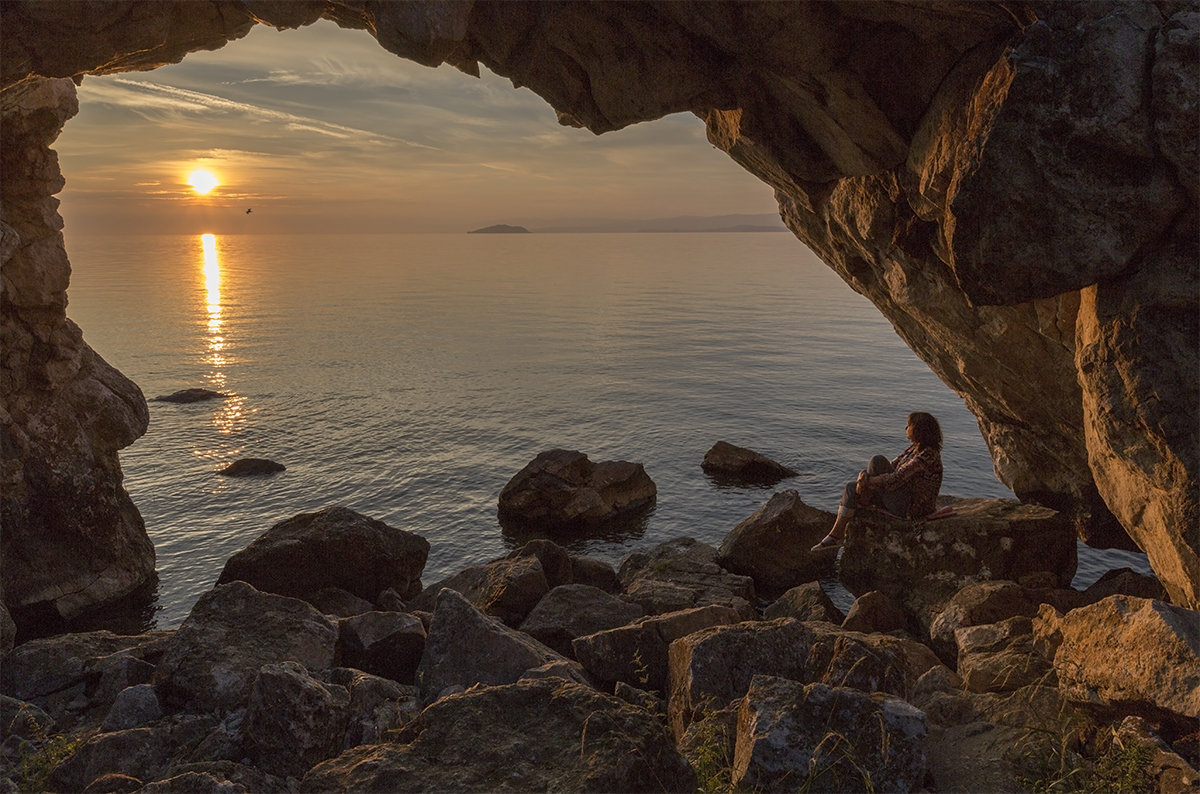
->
xmin=908 ymin=412 xmax=943 ymax=450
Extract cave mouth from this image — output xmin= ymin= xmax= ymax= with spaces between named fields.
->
xmin=45 ymin=20 xmax=1027 ymax=631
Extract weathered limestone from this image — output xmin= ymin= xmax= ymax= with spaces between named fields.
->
xmin=0 ymin=1 xmax=1196 ymax=613
xmin=838 ymin=497 xmax=1077 ymax=631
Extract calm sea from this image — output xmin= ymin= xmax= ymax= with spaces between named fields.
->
xmin=64 ymin=232 xmax=1151 ymax=627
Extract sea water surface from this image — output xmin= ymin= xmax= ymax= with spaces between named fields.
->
xmin=64 ymin=232 xmax=1151 ymax=627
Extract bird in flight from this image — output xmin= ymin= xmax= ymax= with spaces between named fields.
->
xmin=245 ymin=208 xmax=252 ymax=215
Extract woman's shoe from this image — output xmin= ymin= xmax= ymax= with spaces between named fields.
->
xmin=809 ymin=535 xmax=842 ymax=552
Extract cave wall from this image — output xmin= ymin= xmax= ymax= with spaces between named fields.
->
xmin=1 ymin=0 xmax=1196 ymax=614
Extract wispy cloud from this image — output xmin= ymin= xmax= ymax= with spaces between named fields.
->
xmin=89 ymin=78 xmax=437 ymax=149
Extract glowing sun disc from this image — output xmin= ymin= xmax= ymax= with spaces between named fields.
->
xmin=188 ymin=169 xmax=219 ymax=195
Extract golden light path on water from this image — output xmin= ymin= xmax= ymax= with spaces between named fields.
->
xmin=198 ymin=233 xmax=246 ymax=439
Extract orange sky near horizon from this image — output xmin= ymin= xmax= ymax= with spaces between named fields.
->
xmin=55 ymin=20 xmax=781 ymax=236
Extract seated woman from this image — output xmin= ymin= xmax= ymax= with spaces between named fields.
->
xmin=811 ymin=411 xmax=943 ymax=551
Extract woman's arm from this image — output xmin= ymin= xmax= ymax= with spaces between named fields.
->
xmin=872 ymin=447 xmax=937 ymax=491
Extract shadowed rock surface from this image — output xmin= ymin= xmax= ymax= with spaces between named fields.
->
xmin=151 ymin=388 xmax=226 ymax=403
xmin=497 ymin=449 xmax=657 ymax=531
xmin=217 ymin=458 xmax=285 ymax=477
xmin=1 ymin=1 xmax=1196 ymax=625
xmin=701 ymin=441 xmax=797 ymax=485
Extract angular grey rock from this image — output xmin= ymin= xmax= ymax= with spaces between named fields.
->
xmin=701 ymin=441 xmax=797 ymax=485
xmin=570 ymin=555 xmax=622 ymax=593
xmin=415 ymin=588 xmax=571 ymax=704
xmin=329 ymin=668 xmax=420 ymax=749
xmin=734 ymin=675 xmax=927 ymax=794
xmin=668 ymin=618 xmax=940 ymax=738
xmin=409 ymin=554 xmax=548 ymax=626
xmin=842 ymin=590 xmax=909 ymax=634
xmin=216 ymin=505 xmax=429 ymax=603
xmin=101 ymin=684 xmax=162 ymax=732
xmin=305 ymin=586 xmax=374 ymax=618
xmin=955 ymin=616 xmax=1054 ymax=694
xmin=153 ymin=581 xmax=337 ymax=714
xmin=302 ymin=677 xmax=697 ymax=793
xmin=241 ymin=661 xmax=351 ymax=778
xmin=336 ymin=610 xmax=425 ymax=685
xmin=763 ymin=582 xmax=845 ymax=624
xmin=572 ymin=604 xmax=744 ymax=694
xmin=517 ymin=583 xmax=644 ymax=657
xmin=498 ymin=449 xmax=656 ymax=530
xmin=505 ymin=538 xmax=573 ymax=588
xmin=928 ymin=580 xmax=1041 ymax=665
xmin=717 ymin=490 xmax=836 ymax=599
xmin=619 ymin=537 xmax=757 ymax=619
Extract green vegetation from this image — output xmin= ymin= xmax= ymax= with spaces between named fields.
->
xmin=9 ymin=711 xmax=85 ymax=792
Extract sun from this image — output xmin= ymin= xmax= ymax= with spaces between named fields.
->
xmin=187 ymin=169 xmax=220 ymax=195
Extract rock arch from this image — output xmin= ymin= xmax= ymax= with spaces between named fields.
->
xmin=2 ymin=1 xmax=1196 ymax=625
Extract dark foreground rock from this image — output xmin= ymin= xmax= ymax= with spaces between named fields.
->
xmin=151 ymin=388 xmax=226 ymax=403
xmin=302 ymin=677 xmax=697 ymax=793
xmin=497 ymin=449 xmax=656 ymax=530
xmin=153 ymin=582 xmax=337 ymax=714
xmin=619 ymin=537 xmax=757 ymax=619
xmin=216 ymin=505 xmax=429 ymax=603
xmin=717 ymin=490 xmax=836 ymax=599
xmin=734 ymin=675 xmax=927 ymax=793
xmin=838 ymin=497 xmax=1077 ymax=631
xmin=217 ymin=458 xmax=285 ymax=477
xmin=701 ymin=441 xmax=797 ymax=485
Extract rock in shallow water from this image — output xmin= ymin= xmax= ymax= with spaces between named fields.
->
xmin=497 ymin=449 xmax=656 ymax=531
xmin=701 ymin=441 xmax=798 ymax=485
xmin=217 ymin=458 xmax=284 ymax=477
xmin=151 ymin=388 xmax=226 ymax=403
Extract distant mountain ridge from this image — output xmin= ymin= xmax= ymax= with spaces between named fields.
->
xmin=468 ymin=214 xmax=788 ymax=234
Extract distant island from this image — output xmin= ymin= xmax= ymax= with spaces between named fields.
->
xmin=468 ymin=224 xmax=531 ymax=234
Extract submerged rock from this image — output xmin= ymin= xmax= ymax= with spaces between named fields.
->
xmin=217 ymin=458 xmax=284 ymax=477
xmin=701 ymin=441 xmax=798 ymax=485
xmin=497 ymin=449 xmax=656 ymax=530
xmin=151 ymin=388 xmax=226 ymax=403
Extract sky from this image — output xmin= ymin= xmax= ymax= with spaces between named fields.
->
xmin=55 ymin=20 xmax=781 ymax=235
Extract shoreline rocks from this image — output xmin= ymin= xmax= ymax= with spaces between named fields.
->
xmin=701 ymin=441 xmax=797 ymax=486
xmin=151 ymin=388 xmax=226 ymax=403
xmin=2 ymin=500 xmax=1194 ymax=793
xmin=217 ymin=458 xmax=285 ymax=477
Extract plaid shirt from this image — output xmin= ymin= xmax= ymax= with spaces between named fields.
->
xmin=875 ymin=444 xmax=943 ymax=518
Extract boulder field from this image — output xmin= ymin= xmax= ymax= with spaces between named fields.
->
xmin=1 ymin=1 xmax=1197 ymax=628
xmin=2 ymin=504 xmax=1196 ymax=793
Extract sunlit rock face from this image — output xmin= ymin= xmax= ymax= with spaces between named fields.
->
xmin=1 ymin=1 xmax=1196 ymax=612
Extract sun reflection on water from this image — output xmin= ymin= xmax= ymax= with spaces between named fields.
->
xmin=198 ymin=233 xmax=248 ymax=436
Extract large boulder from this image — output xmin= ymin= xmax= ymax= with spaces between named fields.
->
xmin=497 ymin=449 xmax=656 ymax=530
xmin=838 ymin=497 xmax=1076 ymax=632
xmin=716 ymin=490 xmax=836 ymax=599
xmin=619 ymin=537 xmax=757 ymax=619
xmin=667 ymin=618 xmax=939 ymax=738
xmin=414 ymin=588 xmax=578 ymax=704
xmin=701 ymin=441 xmax=798 ymax=485
xmin=153 ymin=581 xmax=338 ymax=714
xmin=216 ymin=505 xmax=429 ymax=603
xmin=240 ymin=661 xmax=350 ymax=778
xmin=517 ymin=583 xmax=644 ymax=658
xmin=927 ymin=580 xmax=1042 ymax=664
xmin=1050 ymin=595 xmax=1200 ymax=731
xmin=302 ymin=677 xmax=697 ymax=793
xmin=409 ymin=555 xmax=548 ymax=626
xmin=955 ymin=616 xmax=1054 ymax=694
xmin=734 ymin=675 xmax=927 ymax=794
